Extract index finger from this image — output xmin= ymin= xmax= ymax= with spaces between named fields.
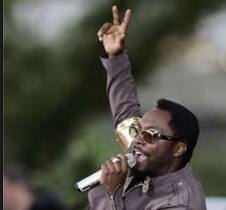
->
xmin=112 ymin=5 xmax=120 ymax=25
xmin=121 ymin=9 xmax=132 ymax=32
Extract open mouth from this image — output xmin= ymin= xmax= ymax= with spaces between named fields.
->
xmin=133 ymin=149 xmax=148 ymax=163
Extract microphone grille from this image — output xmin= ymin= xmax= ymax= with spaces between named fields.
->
xmin=125 ymin=153 xmax=136 ymax=168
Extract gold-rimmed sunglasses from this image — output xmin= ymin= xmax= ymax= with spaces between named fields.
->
xmin=129 ymin=124 xmax=181 ymax=144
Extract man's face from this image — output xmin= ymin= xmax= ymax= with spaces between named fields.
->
xmin=131 ymin=108 xmax=178 ymax=177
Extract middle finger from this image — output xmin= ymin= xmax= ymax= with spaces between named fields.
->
xmin=121 ymin=9 xmax=132 ymax=33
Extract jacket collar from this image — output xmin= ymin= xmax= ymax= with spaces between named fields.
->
xmin=123 ymin=164 xmax=192 ymax=193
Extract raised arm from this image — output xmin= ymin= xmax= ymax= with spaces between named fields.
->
xmin=98 ymin=6 xmax=142 ymax=128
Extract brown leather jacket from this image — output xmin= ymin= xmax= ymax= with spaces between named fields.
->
xmin=88 ymin=53 xmax=206 ymax=210
xmin=88 ymin=164 xmax=206 ymax=210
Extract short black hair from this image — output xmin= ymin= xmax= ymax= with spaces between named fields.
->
xmin=156 ymin=98 xmax=199 ymax=166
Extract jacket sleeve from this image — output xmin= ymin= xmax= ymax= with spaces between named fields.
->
xmin=100 ymin=52 xmax=142 ymax=128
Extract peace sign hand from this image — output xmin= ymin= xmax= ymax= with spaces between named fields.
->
xmin=97 ymin=5 xmax=132 ymax=56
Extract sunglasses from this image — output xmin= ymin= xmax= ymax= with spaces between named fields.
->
xmin=129 ymin=124 xmax=181 ymax=144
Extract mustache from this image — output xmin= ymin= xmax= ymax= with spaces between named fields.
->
xmin=129 ymin=144 xmax=150 ymax=158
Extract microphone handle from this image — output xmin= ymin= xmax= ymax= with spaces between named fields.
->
xmin=75 ymin=170 xmax=102 ymax=192
xmin=75 ymin=153 xmax=136 ymax=192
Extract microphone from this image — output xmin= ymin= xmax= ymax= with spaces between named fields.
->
xmin=74 ymin=153 xmax=136 ymax=192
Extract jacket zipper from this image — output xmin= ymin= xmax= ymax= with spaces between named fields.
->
xmin=122 ymin=183 xmax=143 ymax=197
xmin=109 ymin=184 xmax=142 ymax=210
xmin=110 ymin=185 xmax=121 ymax=210
xmin=110 ymin=195 xmax=117 ymax=210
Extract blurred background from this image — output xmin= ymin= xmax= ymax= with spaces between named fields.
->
xmin=4 ymin=0 xmax=226 ymax=209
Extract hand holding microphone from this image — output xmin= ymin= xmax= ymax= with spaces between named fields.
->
xmin=100 ymin=154 xmax=129 ymax=194
xmin=75 ymin=153 xmax=136 ymax=192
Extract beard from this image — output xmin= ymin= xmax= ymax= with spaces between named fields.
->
xmin=130 ymin=166 xmax=149 ymax=181
xmin=131 ymin=157 xmax=174 ymax=179
xmin=128 ymin=142 xmax=176 ymax=179
xmin=131 ymin=157 xmax=159 ymax=178
xmin=129 ymin=146 xmax=175 ymax=178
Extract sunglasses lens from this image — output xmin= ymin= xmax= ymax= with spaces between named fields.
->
xmin=142 ymin=130 xmax=160 ymax=144
xmin=129 ymin=126 xmax=163 ymax=144
xmin=152 ymin=133 xmax=160 ymax=142
xmin=142 ymin=132 xmax=153 ymax=144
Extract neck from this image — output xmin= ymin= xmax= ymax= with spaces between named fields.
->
xmin=153 ymin=160 xmax=183 ymax=177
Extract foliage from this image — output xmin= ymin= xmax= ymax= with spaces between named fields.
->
xmin=4 ymin=0 xmax=226 ymax=208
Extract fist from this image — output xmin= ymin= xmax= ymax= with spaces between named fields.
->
xmin=100 ymin=154 xmax=128 ymax=194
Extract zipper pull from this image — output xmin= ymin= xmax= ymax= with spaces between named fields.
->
xmin=110 ymin=195 xmax=117 ymax=210
xmin=142 ymin=176 xmax=151 ymax=193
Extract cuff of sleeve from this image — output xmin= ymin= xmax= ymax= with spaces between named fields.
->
xmin=88 ymin=185 xmax=110 ymax=198
xmin=100 ymin=52 xmax=130 ymax=76
xmin=115 ymin=116 xmax=142 ymax=151
xmin=88 ymin=185 xmax=112 ymax=208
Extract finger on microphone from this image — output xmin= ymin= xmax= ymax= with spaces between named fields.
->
xmin=110 ymin=156 xmax=123 ymax=173
xmin=105 ymin=160 xmax=116 ymax=173
xmin=116 ymin=154 xmax=127 ymax=172
xmin=111 ymin=156 xmax=121 ymax=164
xmin=113 ymin=161 xmax=121 ymax=173
xmin=100 ymin=164 xmax=108 ymax=184
xmin=101 ymin=164 xmax=109 ymax=176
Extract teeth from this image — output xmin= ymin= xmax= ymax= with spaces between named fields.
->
xmin=135 ymin=151 xmax=142 ymax=156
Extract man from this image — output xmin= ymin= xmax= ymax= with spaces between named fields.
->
xmin=88 ymin=5 xmax=206 ymax=210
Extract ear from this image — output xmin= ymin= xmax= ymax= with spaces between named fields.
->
xmin=173 ymin=142 xmax=187 ymax=157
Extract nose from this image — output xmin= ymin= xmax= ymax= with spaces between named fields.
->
xmin=133 ymin=134 xmax=146 ymax=146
